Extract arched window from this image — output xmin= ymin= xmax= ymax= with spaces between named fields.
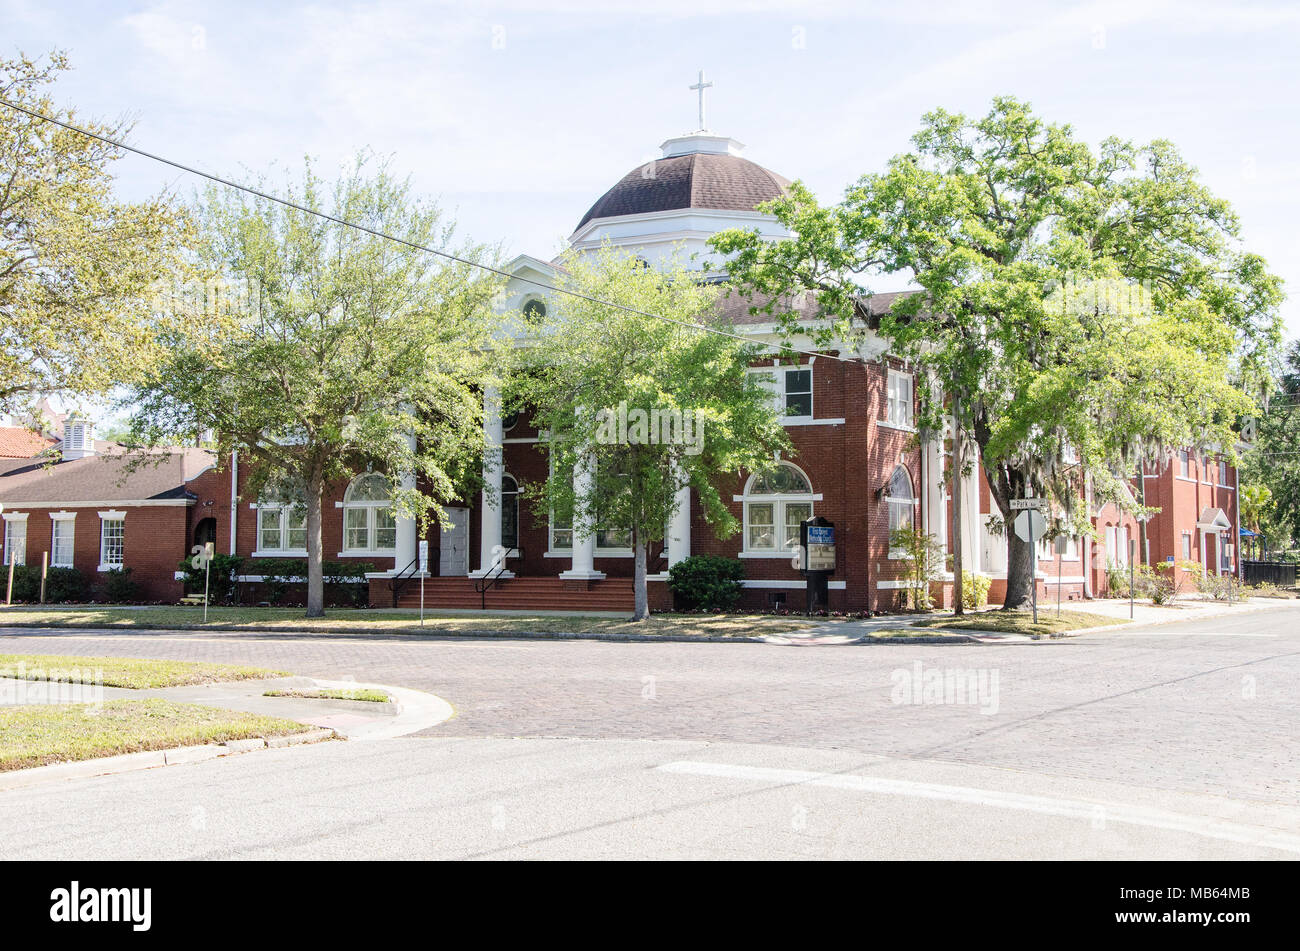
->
xmin=343 ymin=473 xmax=396 ymax=553
xmin=742 ymin=463 xmax=813 ymax=553
xmin=501 ymin=475 xmax=519 ymax=551
xmin=522 ymin=298 xmax=547 ymax=323
xmin=885 ymin=465 xmax=914 ymax=534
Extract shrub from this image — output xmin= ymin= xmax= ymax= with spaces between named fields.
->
xmin=889 ymin=526 xmax=947 ymax=611
xmin=177 ymin=553 xmax=243 ymax=604
xmin=251 ymin=558 xmax=373 ymax=606
xmin=98 ymin=567 xmax=139 ymax=603
xmin=43 ymin=566 xmax=88 ymax=603
xmin=962 ymin=570 xmax=992 ymax=610
xmin=4 ymin=564 xmax=42 ymax=603
xmin=668 ymin=555 xmax=745 ymax=611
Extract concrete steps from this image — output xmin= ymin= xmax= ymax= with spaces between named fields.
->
xmin=395 ymin=577 xmax=635 ymax=612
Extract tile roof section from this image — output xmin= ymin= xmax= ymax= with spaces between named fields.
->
xmin=576 ymin=153 xmax=791 ymax=230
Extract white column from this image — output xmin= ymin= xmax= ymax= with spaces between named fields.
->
xmin=470 ymin=386 xmax=512 ymax=578
xmin=656 ymin=464 xmax=691 ymax=580
xmin=560 ymin=448 xmax=604 ymax=580
xmin=394 ymin=431 xmax=418 ymax=574
xmin=923 ymin=435 xmax=945 ymax=551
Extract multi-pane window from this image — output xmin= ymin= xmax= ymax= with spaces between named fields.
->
xmin=749 ymin=365 xmax=814 ymax=418
xmin=100 ymin=518 xmax=125 ymax=567
xmin=1182 ymin=532 xmax=1193 ymax=561
xmin=3 ymin=519 xmax=26 ymax=566
xmin=886 ymin=370 xmax=914 ymax=428
xmin=501 ymin=476 xmax=519 ymax=550
xmin=1219 ymin=459 xmax=1229 ymax=485
xmin=1178 ymin=450 xmax=1190 ymax=478
xmin=742 ymin=464 xmax=814 ymax=552
xmin=258 ymin=503 xmax=306 ymax=552
xmin=783 ymin=369 xmax=812 ymax=417
xmin=342 ymin=473 xmax=396 ymax=553
xmin=51 ymin=517 xmax=75 ymax=567
xmin=885 ymin=466 xmax=914 ymax=534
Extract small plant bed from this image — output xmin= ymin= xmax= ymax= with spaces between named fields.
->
xmin=0 ymin=699 xmax=313 ymax=772
xmin=263 ymin=688 xmax=390 ymax=703
xmin=0 ymin=654 xmax=288 ymax=690
xmin=913 ymin=610 xmax=1129 ymax=638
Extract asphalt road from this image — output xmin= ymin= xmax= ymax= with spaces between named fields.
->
xmin=1 ymin=605 xmax=1297 ymax=859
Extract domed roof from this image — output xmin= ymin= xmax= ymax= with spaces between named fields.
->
xmin=576 ymin=151 xmax=791 ymax=231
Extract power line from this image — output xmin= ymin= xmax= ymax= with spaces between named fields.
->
xmin=0 ymin=96 xmax=855 ymax=365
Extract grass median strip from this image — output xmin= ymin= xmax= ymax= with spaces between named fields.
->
xmin=0 ymin=653 xmax=287 ymax=689
xmin=0 ymin=606 xmax=813 ymax=638
xmin=263 ymin=688 xmax=390 ymax=703
xmin=0 ymin=698 xmax=313 ymax=772
xmin=913 ymin=610 xmax=1130 ymax=637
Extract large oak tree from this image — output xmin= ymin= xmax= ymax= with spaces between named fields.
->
xmin=128 ymin=155 xmax=504 ymax=616
xmin=714 ymin=97 xmax=1283 ymax=609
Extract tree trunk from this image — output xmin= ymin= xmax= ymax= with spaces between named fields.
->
xmin=988 ymin=463 xmax=1034 ymax=611
xmin=951 ymin=403 xmax=964 ymax=615
xmin=632 ymin=533 xmax=649 ymax=621
xmin=305 ymin=470 xmax=326 ymax=618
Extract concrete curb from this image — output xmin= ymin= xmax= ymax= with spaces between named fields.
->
xmin=0 ymin=727 xmax=337 ymax=791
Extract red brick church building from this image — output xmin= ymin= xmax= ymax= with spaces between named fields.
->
xmin=0 ymin=124 xmax=1241 ymax=612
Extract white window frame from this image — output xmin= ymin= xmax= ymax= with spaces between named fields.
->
xmin=50 ymin=512 xmax=76 ymax=567
xmin=748 ymin=363 xmax=814 ymax=421
xmin=255 ymin=502 xmax=307 ymax=556
xmin=340 ymin=474 xmax=396 ymax=556
xmin=1181 ymin=532 xmax=1193 ymax=562
xmin=1218 ymin=458 xmax=1229 ymax=487
xmin=738 ymin=463 xmax=818 ymax=557
xmin=98 ymin=510 xmax=126 ymax=572
xmin=1178 ymin=450 xmax=1191 ymax=479
xmin=884 ymin=465 xmax=918 ymax=558
xmin=3 ymin=513 xmax=28 ymax=567
xmin=884 ymin=369 xmax=915 ymax=430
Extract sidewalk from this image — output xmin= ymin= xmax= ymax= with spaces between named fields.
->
xmin=0 ymin=675 xmax=453 ymax=740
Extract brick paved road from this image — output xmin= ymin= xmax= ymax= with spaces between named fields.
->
xmin=2 ymin=604 xmax=1297 ymax=805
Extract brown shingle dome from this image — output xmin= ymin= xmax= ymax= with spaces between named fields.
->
xmin=576 ymin=152 xmax=791 ymax=230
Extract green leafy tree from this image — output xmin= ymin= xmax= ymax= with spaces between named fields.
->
xmin=1242 ymin=340 xmax=1300 ymax=557
xmin=714 ymin=97 xmax=1283 ymax=609
xmin=520 ymin=245 xmax=790 ymax=620
xmin=0 ymin=51 xmax=189 ymax=413
xmin=128 ymin=154 xmax=504 ymax=617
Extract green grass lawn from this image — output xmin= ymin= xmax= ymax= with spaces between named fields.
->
xmin=913 ymin=610 xmax=1129 ymax=638
xmin=0 ymin=653 xmax=287 ymax=689
xmin=0 ymin=698 xmax=313 ymax=771
xmin=263 ymin=687 xmax=390 ymax=703
xmin=0 ymin=605 xmax=813 ymax=638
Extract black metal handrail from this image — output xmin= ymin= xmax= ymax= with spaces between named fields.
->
xmin=391 ymin=555 xmax=421 ymax=607
xmin=473 ymin=548 xmax=519 ymax=610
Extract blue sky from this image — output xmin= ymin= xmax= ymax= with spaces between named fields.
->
xmin=4 ymin=0 xmax=1298 ymax=340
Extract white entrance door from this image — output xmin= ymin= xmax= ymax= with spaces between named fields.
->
xmin=439 ymin=507 xmax=469 ymax=576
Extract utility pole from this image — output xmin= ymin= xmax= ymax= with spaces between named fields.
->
xmin=951 ymin=396 xmax=965 ymax=615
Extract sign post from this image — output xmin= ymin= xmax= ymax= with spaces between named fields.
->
xmin=799 ymin=517 xmax=835 ymax=615
xmin=418 ymin=540 xmax=429 ymax=627
xmin=1012 ymin=500 xmax=1046 ymax=625
xmin=190 ymin=542 xmax=215 ymax=622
